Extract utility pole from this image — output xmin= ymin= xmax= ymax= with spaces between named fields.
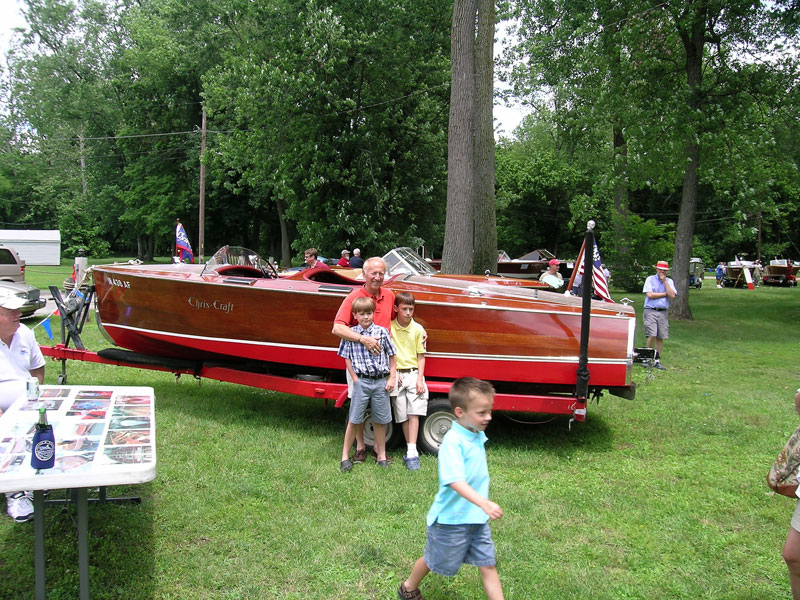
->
xmin=198 ymin=109 xmax=207 ymax=263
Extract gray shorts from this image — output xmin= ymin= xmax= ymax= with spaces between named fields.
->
xmin=424 ymin=522 xmax=496 ymax=576
xmin=349 ymin=376 xmax=392 ymax=425
xmin=792 ymin=500 xmax=800 ymax=532
xmin=643 ymin=308 xmax=669 ymax=339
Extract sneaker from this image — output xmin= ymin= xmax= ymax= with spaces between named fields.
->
xmin=398 ymin=583 xmax=424 ymax=600
xmin=352 ymin=447 xmax=367 ymax=464
xmin=653 ymin=360 xmax=666 ymax=370
xmin=403 ymin=455 xmax=421 ymax=471
xmin=6 ymin=492 xmax=34 ymax=523
xmin=340 ymin=459 xmax=353 ymax=473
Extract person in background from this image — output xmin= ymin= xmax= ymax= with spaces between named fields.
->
xmin=539 ymin=259 xmax=564 ymax=290
xmin=0 ymin=290 xmax=45 ymax=523
xmin=642 ymin=260 xmax=676 ymax=370
xmin=349 ymin=248 xmax=365 ymax=269
xmin=602 ymin=263 xmax=610 ymax=283
xmin=397 ymin=378 xmax=504 ymax=600
xmin=337 ymin=250 xmax=351 ymax=267
xmin=303 ymin=248 xmax=329 ymax=270
xmin=783 ymin=388 xmax=800 ymax=600
xmin=716 ymin=262 xmax=725 ymax=288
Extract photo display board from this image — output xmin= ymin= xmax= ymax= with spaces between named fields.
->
xmin=0 ymin=386 xmax=156 ymax=492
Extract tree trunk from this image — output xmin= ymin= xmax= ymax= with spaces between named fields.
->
xmin=275 ymin=196 xmax=291 ymax=267
xmin=672 ymin=11 xmax=706 ymax=321
xmin=472 ymin=0 xmax=497 ymax=275
xmin=441 ymin=0 xmax=477 ymax=275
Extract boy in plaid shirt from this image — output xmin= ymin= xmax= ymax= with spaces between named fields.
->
xmin=338 ymin=296 xmax=396 ymax=472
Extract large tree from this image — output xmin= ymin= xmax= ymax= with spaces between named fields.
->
xmin=441 ymin=0 xmax=497 ymax=275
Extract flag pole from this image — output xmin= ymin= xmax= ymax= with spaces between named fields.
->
xmin=566 ymin=238 xmax=586 ymax=294
xmin=574 ymin=220 xmax=595 ymax=416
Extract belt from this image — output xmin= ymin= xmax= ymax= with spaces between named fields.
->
xmin=357 ymin=374 xmax=388 ymax=380
xmin=646 ymin=307 xmax=667 ymax=311
xmin=397 ymin=368 xmax=417 ymax=373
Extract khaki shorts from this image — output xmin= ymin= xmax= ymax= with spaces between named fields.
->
xmin=392 ymin=370 xmax=428 ymax=423
xmin=643 ymin=308 xmax=669 ymax=339
xmin=792 ymin=500 xmax=800 ymax=532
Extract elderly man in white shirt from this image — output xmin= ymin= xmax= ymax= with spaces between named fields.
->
xmin=0 ymin=290 xmax=46 ymax=523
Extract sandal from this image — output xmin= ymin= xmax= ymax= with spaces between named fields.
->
xmin=397 ymin=583 xmax=424 ymax=600
xmin=353 ymin=447 xmax=367 ymax=463
xmin=340 ymin=459 xmax=353 ymax=473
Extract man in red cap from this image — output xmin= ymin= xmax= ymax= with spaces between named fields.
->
xmin=642 ymin=260 xmax=677 ymax=370
xmin=538 ymin=258 xmax=564 ymax=289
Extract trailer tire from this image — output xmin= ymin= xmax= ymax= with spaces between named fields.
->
xmin=419 ymin=397 xmax=455 ymax=455
xmin=347 ymin=408 xmax=402 ymax=451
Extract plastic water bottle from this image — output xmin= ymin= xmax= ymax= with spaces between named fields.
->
xmin=31 ymin=407 xmax=55 ymax=470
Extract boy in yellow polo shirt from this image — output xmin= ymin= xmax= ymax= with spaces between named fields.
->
xmin=390 ymin=292 xmax=428 ymax=471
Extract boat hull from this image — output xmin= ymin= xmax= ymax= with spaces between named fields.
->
xmin=93 ymin=263 xmax=636 ymax=392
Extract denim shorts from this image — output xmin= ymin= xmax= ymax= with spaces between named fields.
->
xmin=424 ymin=522 xmax=496 ymax=576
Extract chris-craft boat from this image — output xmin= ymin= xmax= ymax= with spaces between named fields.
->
xmin=92 ymin=246 xmax=637 ymax=398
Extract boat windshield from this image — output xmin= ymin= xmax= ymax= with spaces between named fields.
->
xmin=383 ymin=247 xmax=437 ymax=277
xmin=202 ymin=246 xmax=278 ymax=278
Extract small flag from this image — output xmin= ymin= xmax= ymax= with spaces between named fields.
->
xmin=175 ymin=220 xmax=194 ymax=263
xmin=41 ymin=317 xmax=53 ymax=340
xmin=576 ymin=235 xmax=613 ymax=303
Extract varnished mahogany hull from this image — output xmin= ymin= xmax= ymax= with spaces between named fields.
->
xmin=93 ymin=264 xmax=636 ymax=390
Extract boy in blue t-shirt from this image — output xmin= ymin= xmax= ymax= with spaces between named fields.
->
xmin=397 ymin=378 xmax=504 ymax=600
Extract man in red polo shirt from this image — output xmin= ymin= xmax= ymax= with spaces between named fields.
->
xmin=332 ymin=257 xmax=395 ymax=464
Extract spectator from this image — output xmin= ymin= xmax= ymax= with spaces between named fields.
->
xmin=0 ymin=290 xmax=45 ymax=523
xmin=349 ymin=248 xmax=365 ymax=269
xmin=642 ymin=260 xmax=676 ymax=370
xmin=302 ymin=248 xmax=329 ymax=270
xmin=539 ymin=259 xmax=564 ymax=289
xmin=337 ymin=250 xmax=351 ymax=267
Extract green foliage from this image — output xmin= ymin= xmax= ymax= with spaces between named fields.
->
xmin=600 ymin=215 xmax=674 ymax=292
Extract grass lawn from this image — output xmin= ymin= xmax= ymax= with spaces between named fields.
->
xmin=1 ymin=274 xmax=799 ymax=599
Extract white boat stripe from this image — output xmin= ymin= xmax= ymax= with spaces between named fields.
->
xmin=102 ymin=323 xmax=631 ymax=365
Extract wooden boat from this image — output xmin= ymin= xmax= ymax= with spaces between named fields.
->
xmin=92 ymin=246 xmax=637 ymax=398
xmin=763 ymin=259 xmax=797 ymax=287
xmin=421 ymin=249 xmax=564 ymax=281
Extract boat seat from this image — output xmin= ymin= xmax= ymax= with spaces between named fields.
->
xmin=214 ymin=265 xmax=272 ymax=278
xmin=304 ymin=269 xmax=361 ymax=286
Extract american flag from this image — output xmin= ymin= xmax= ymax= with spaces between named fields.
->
xmin=576 ymin=236 xmax=612 ymax=303
xmin=175 ymin=221 xmax=194 ymax=263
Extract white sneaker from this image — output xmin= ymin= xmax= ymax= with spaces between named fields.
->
xmin=6 ymin=491 xmax=34 ymax=523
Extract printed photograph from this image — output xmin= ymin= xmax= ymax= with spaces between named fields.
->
xmin=58 ymin=437 xmax=100 ymax=452
xmin=104 ymin=445 xmax=153 ymax=464
xmin=40 ymin=388 xmax=70 ymax=398
xmin=68 ymin=399 xmax=111 ymax=412
xmin=74 ymin=422 xmax=105 ymax=437
xmin=112 ymin=405 xmax=150 ymax=417
xmin=105 ymin=430 xmax=151 ymax=446
xmin=19 ymin=399 xmax=65 ymax=411
xmin=75 ymin=390 xmax=113 ymax=400
xmin=109 ymin=416 xmax=151 ymax=430
xmin=114 ymin=395 xmax=151 ymax=406
xmin=0 ymin=454 xmax=25 ymax=474
xmin=55 ymin=452 xmax=96 ymax=472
